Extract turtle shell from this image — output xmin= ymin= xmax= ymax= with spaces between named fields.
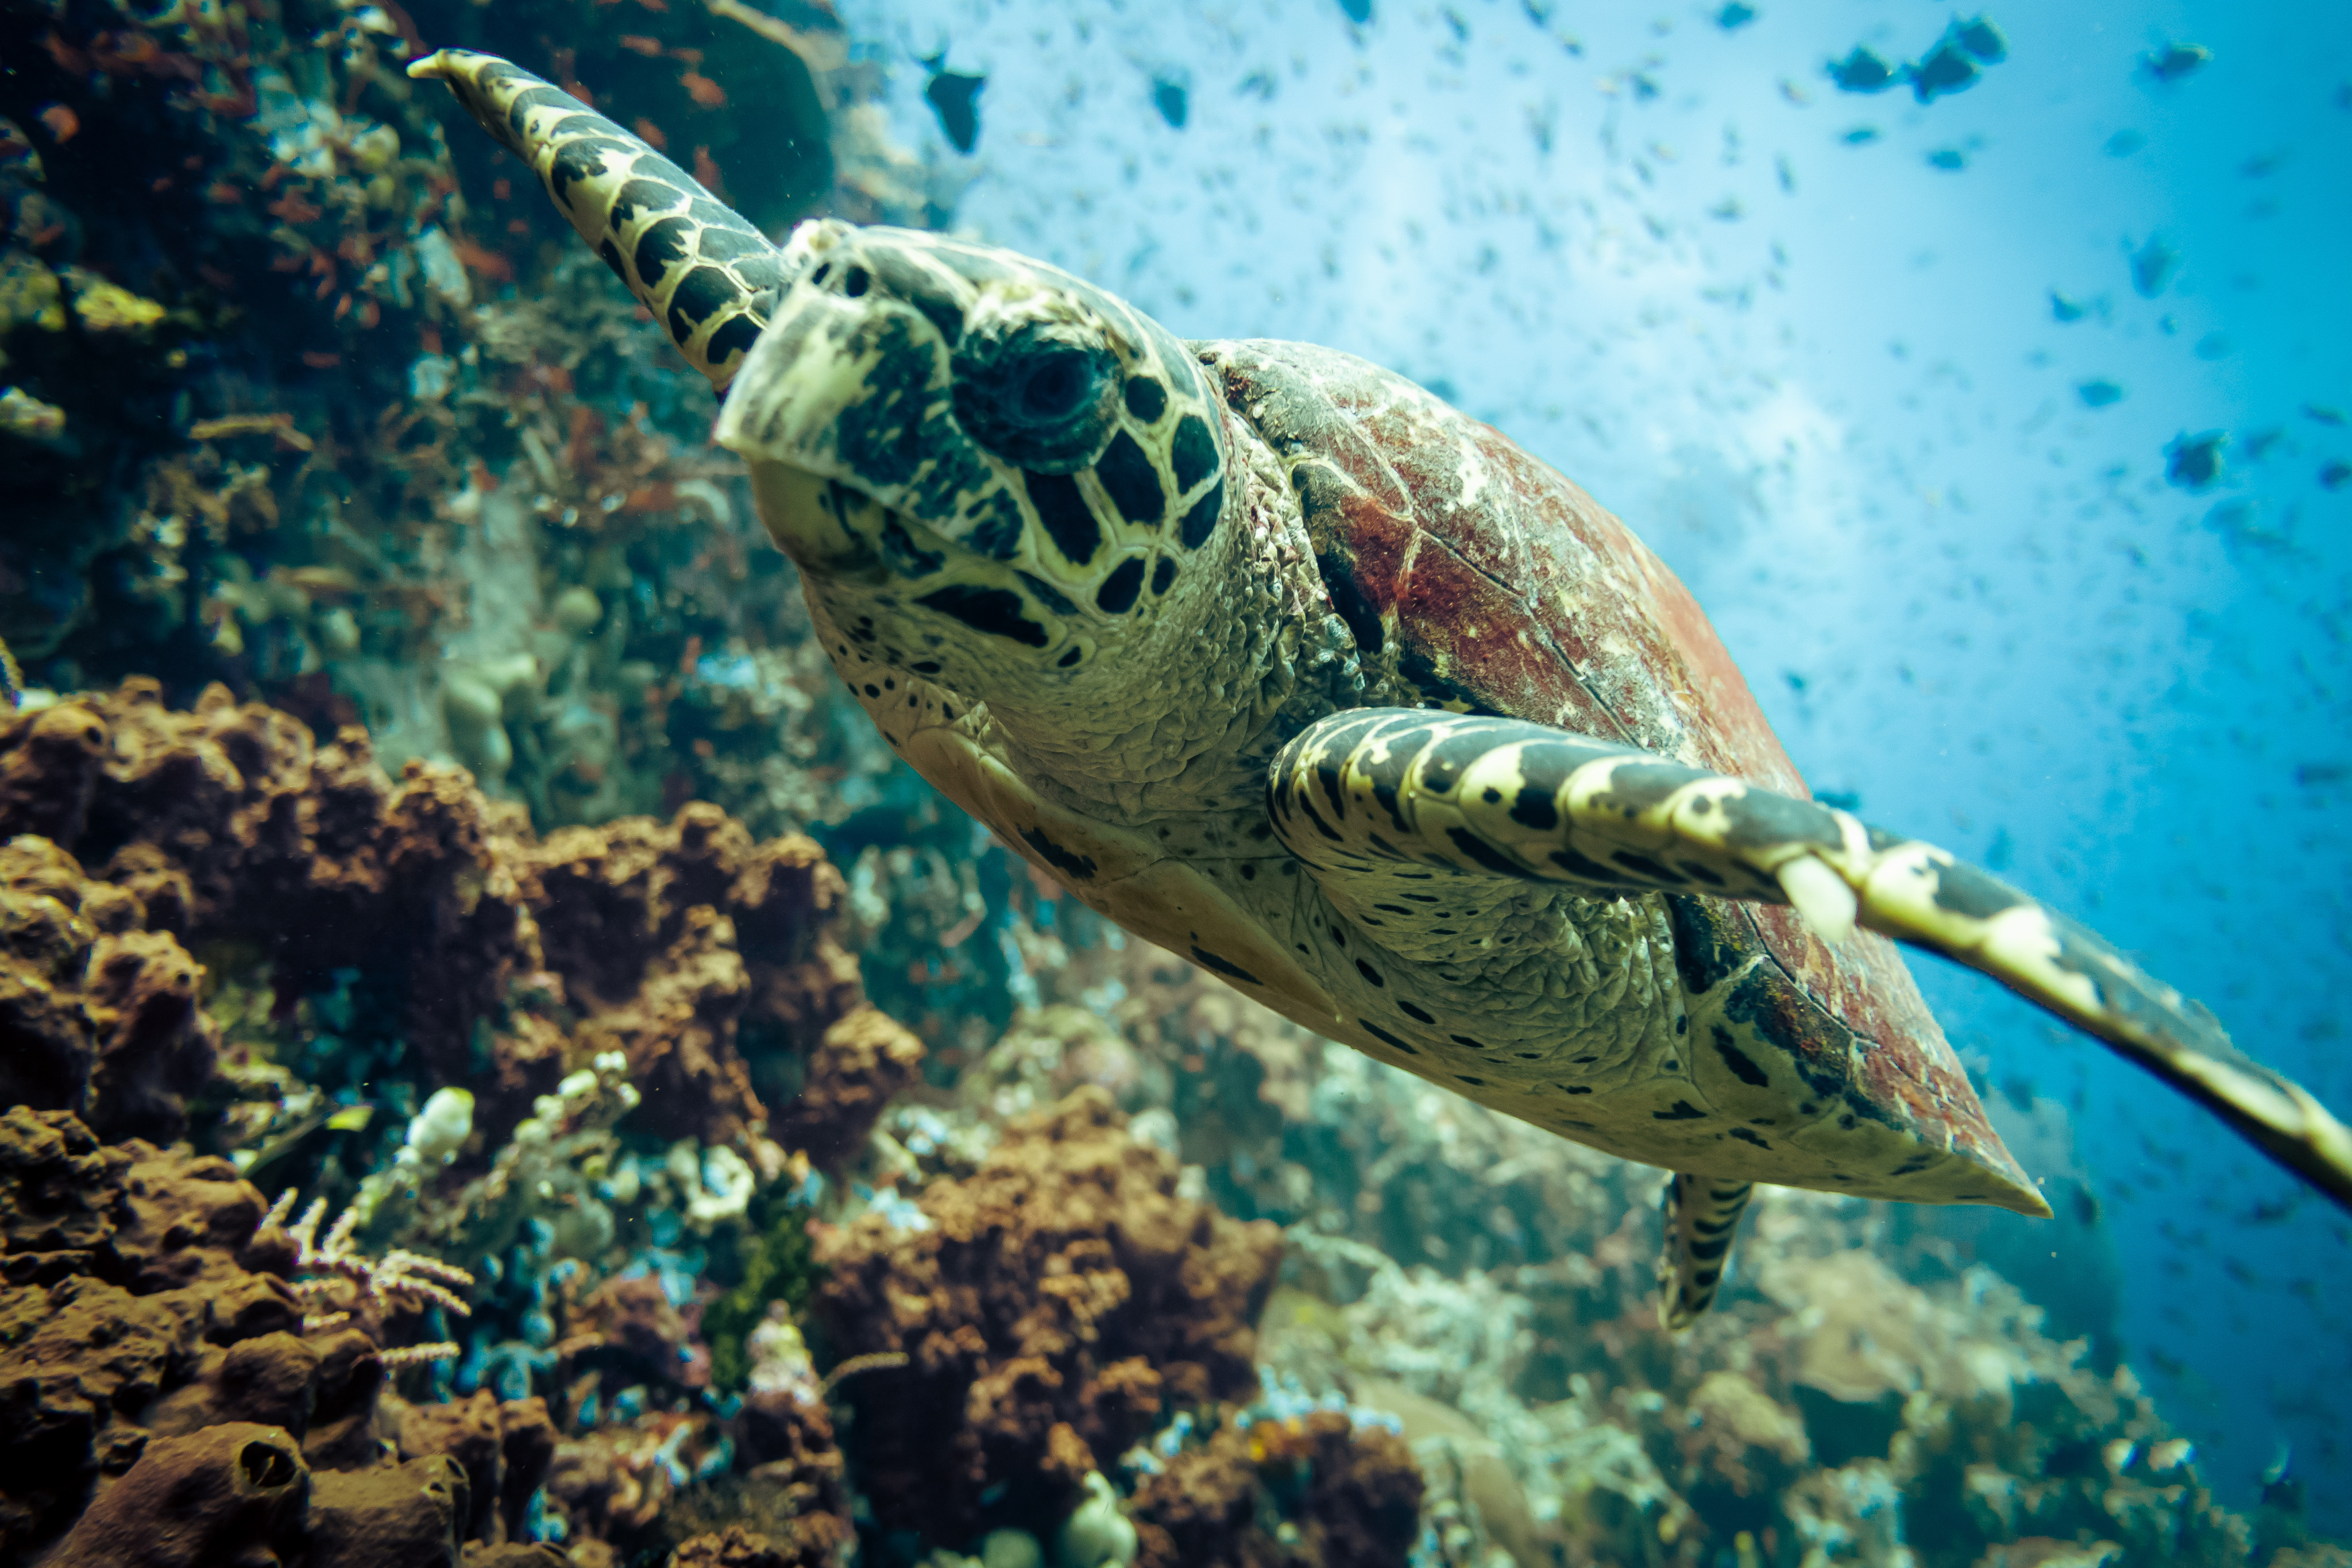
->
xmin=1205 ymin=338 xmax=2037 ymax=1210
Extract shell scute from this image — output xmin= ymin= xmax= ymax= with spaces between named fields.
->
xmin=1214 ymin=337 xmax=2025 ymax=1195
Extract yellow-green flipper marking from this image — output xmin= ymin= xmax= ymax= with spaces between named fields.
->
xmin=407 ymin=50 xmax=782 ymax=387
xmin=1270 ymin=708 xmax=2352 ymax=1214
xmin=1658 ymin=1175 xmax=1754 ymax=1330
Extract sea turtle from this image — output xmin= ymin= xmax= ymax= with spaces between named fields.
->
xmin=412 ymin=51 xmax=2351 ymax=1324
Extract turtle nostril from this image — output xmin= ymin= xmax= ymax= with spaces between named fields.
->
xmin=843 ymin=265 xmax=871 ymax=298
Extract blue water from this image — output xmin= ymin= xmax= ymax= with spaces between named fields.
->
xmin=840 ymin=0 xmax=2352 ymax=1521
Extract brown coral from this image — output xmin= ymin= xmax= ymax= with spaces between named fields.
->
xmin=812 ymin=1086 xmax=1282 ymax=1543
xmin=0 ymin=681 xmax=916 ymax=1159
xmin=1127 ymin=1412 xmax=1423 ymax=1568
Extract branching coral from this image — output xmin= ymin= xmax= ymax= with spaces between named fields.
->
xmin=264 ymin=1188 xmax=476 ymax=1361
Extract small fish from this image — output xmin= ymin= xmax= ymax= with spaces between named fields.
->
xmin=2165 ymin=430 xmax=2226 ymax=490
xmin=2304 ymin=403 xmax=2346 ymax=426
xmin=2050 ymin=289 xmax=2090 ymax=322
xmin=1152 ymin=72 xmax=1189 ymax=129
xmin=2320 ymin=460 xmax=2350 ymax=491
xmin=2129 ymin=234 xmax=2177 ymax=297
xmin=2077 ymin=378 xmax=2124 ymax=407
xmin=1926 ymin=147 xmax=1966 ymax=170
xmin=922 ymin=59 xmax=985 ymax=154
xmin=1826 ymin=46 xmax=1899 ymax=94
xmin=2104 ymin=129 xmax=2146 ymax=156
xmin=325 ymin=1104 xmax=376 ymax=1131
xmin=1715 ymin=3 xmax=1755 ymax=30
xmin=37 ymin=103 xmax=78 ymax=144
xmin=2142 ymin=41 xmax=2211 ymax=84
xmin=1952 ymin=16 xmax=2007 ymax=63
xmin=1908 ymin=39 xmax=1980 ymax=103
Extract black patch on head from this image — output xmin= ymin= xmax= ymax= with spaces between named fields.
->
xmin=705 ymin=314 xmax=760 ymax=368
xmin=1180 ymin=480 xmax=1223 ymax=550
xmin=870 ymin=250 xmax=967 ymax=343
xmin=634 ymin=217 xmax=693 ymax=289
xmin=1318 ymin=551 xmax=1385 ymax=655
xmin=835 ymin=314 xmax=941 ymax=489
xmin=1024 ymin=471 xmax=1103 ymax=566
xmin=1457 ymin=1075 xmax=1485 ymax=1087
xmin=1710 ymin=1028 xmax=1770 ymax=1087
xmin=1123 ymin=376 xmax=1167 ymax=422
xmin=1360 ymin=1019 xmax=1416 ymax=1054
xmin=1094 ymin=431 xmax=1164 ymax=524
xmin=1057 ymin=647 xmax=1082 ymax=667
xmin=1654 ymin=1100 xmax=1709 ymax=1121
xmin=1397 ymin=1000 xmax=1435 ymax=1024
xmin=1189 ymin=945 xmax=1261 ymax=984
xmin=666 ymin=266 xmax=739 ymax=345
xmin=967 ymin=501 xmax=1026 ymax=562
xmin=1445 ymin=827 xmax=1524 ymax=876
xmin=1095 ymin=557 xmax=1145 ymax=615
xmin=1018 ymin=826 xmax=1097 ymax=881
xmin=880 ymin=517 xmax=945 ymax=577
xmin=1150 ymin=557 xmax=1177 ymax=596
xmin=917 ymin=584 xmax=1048 ymax=646
xmin=1354 ymin=958 xmax=1384 ymax=987
xmin=1171 ymin=414 xmax=1219 ymax=492
xmin=1015 ymin=571 xmax=1078 ymax=615
xmin=1451 ymin=1034 xmax=1485 ymax=1049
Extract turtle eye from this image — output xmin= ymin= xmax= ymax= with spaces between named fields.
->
xmin=951 ymin=316 xmax=1120 ymax=473
xmin=1017 ymin=352 xmax=1097 ymax=422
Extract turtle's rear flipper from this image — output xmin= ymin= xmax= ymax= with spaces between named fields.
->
xmin=1270 ymin=708 xmax=2352 ymax=1215
xmin=1658 ymin=1175 xmax=1754 ymax=1329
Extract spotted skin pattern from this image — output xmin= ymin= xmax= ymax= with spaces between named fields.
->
xmin=408 ymin=51 xmax=782 ymax=386
xmin=1270 ymin=708 xmax=2352 ymax=1215
xmin=1658 ymin=1175 xmax=1754 ymax=1330
xmin=416 ymin=52 xmax=2352 ymax=1327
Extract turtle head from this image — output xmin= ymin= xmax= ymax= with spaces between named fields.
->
xmin=414 ymin=53 xmax=1241 ymax=766
xmin=714 ymin=222 xmax=1233 ymax=714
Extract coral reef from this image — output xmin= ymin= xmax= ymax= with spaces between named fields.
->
xmin=812 ymin=1087 xmax=1283 ymax=1546
xmin=0 ymin=676 xmax=912 ymax=1163
xmin=0 ymin=681 xmax=2339 ymax=1568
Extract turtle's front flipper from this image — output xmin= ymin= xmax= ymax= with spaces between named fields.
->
xmin=1658 ymin=1175 xmax=1754 ymax=1330
xmin=406 ymin=50 xmax=786 ymax=388
xmin=1270 ymin=708 xmax=2352 ymax=1214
